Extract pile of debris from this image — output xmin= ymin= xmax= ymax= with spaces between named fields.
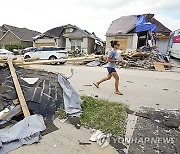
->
xmin=0 ymin=59 xmax=82 ymax=153
xmin=85 ymin=47 xmax=172 ymax=71
xmin=120 ymin=47 xmax=171 ymax=71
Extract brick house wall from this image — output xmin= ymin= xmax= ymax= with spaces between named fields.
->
xmin=0 ymin=31 xmax=33 ymax=47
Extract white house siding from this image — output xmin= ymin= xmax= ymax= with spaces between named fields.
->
xmin=65 ymin=38 xmax=71 ymax=52
xmin=81 ymin=38 xmax=88 ymax=54
xmin=106 ymin=36 xmax=116 ymax=53
xmin=156 ymin=39 xmax=168 ymax=54
xmin=57 ymin=38 xmax=66 ymax=48
xmin=132 ymin=33 xmax=138 ymax=51
xmin=126 ymin=35 xmax=133 ymax=51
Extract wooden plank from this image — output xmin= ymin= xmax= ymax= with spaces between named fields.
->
xmin=8 ymin=60 xmax=30 ymax=117
xmin=116 ymin=38 xmax=127 ymax=51
xmin=0 ymin=57 xmax=40 ymax=63
xmin=156 ymin=35 xmax=169 ymax=39
xmin=16 ymin=56 xmax=101 ymax=66
xmin=153 ymin=62 xmax=165 ymax=71
xmin=154 ymin=62 xmax=172 ymax=67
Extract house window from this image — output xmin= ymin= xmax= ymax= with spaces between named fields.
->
xmin=71 ymin=39 xmax=81 ymax=51
xmin=66 ymin=28 xmax=74 ymax=33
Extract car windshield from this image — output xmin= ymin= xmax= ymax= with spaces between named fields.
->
xmin=37 ymin=47 xmax=65 ymax=51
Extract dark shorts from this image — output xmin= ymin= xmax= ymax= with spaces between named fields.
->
xmin=107 ymin=67 xmax=116 ymax=74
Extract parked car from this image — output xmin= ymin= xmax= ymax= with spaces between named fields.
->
xmin=22 ymin=47 xmax=37 ymax=54
xmin=0 ymin=49 xmax=14 ymax=59
xmin=24 ymin=46 xmax=68 ymax=63
xmin=167 ymin=29 xmax=180 ymax=59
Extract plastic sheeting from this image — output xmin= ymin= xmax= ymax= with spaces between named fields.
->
xmin=0 ymin=114 xmax=46 ymax=154
xmin=136 ymin=23 xmax=156 ymax=33
xmin=135 ymin=15 xmax=156 ymax=33
xmin=0 ymin=133 xmax=40 ymax=154
xmin=136 ymin=15 xmax=146 ymax=26
xmin=0 ymin=114 xmax=46 ymax=143
xmin=58 ymin=75 xmax=82 ymax=116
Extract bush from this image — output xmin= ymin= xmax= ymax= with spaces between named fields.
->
xmin=6 ymin=43 xmax=27 ymax=53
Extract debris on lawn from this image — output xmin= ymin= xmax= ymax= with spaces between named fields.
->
xmin=58 ymin=75 xmax=82 ymax=117
xmin=0 ymin=62 xmax=82 ymax=153
xmin=120 ymin=48 xmax=171 ymax=71
xmin=86 ymin=60 xmax=101 ymax=67
xmin=0 ymin=114 xmax=46 ymax=154
xmin=78 ymin=140 xmax=91 ymax=145
xmin=86 ymin=47 xmax=172 ymax=71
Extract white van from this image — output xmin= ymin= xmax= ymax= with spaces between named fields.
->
xmin=167 ymin=29 xmax=180 ymax=59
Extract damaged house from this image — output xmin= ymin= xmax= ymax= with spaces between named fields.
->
xmin=0 ymin=24 xmax=40 ymax=48
xmin=33 ymin=24 xmax=104 ymax=55
xmin=106 ymin=14 xmax=171 ymax=53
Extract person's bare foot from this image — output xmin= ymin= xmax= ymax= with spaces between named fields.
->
xmin=115 ymin=91 xmax=123 ymax=95
xmin=93 ymin=82 xmax=99 ymax=88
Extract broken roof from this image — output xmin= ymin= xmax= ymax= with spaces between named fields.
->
xmin=1 ymin=24 xmax=41 ymax=41
xmin=0 ymin=31 xmax=3 ymax=39
xmin=45 ymin=24 xmax=93 ymax=39
xmin=44 ymin=26 xmax=64 ymax=38
xmin=34 ymin=24 xmax=99 ymax=39
xmin=33 ymin=24 xmax=104 ymax=44
xmin=106 ymin=14 xmax=171 ymax=36
xmin=63 ymin=28 xmax=93 ymax=39
xmin=106 ymin=15 xmax=137 ymax=36
xmin=151 ymin=18 xmax=171 ymax=35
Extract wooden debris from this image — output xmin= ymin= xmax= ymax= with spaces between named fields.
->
xmin=153 ymin=62 xmax=172 ymax=72
xmin=8 ymin=60 xmax=30 ymax=117
xmin=153 ymin=62 xmax=165 ymax=71
xmin=24 ymin=57 xmax=40 ymax=62
xmin=0 ymin=63 xmax=7 ymax=68
xmin=120 ymin=50 xmax=172 ymax=71
xmin=0 ymin=57 xmax=39 ymax=64
xmin=12 ymin=99 xmax=19 ymax=105
xmin=16 ymin=56 xmax=100 ymax=66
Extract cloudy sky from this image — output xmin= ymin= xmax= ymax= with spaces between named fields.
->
xmin=0 ymin=0 xmax=180 ymax=40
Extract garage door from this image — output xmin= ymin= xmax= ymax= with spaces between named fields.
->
xmin=35 ymin=43 xmax=55 ymax=48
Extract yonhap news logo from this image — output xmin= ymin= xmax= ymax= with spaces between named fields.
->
xmin=96 ymin=133 xmax=111 ymax=148
xmin=96 ymin=135 xmax=175 ymax=148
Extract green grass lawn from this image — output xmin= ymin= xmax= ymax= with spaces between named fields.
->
xmin=57 ymin=96 xmax=127 ymax=137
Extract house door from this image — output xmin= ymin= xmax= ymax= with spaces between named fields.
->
xmin=137 ymin=31 xmax=147 ymax=48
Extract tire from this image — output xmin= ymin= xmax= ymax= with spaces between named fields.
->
xmin=24 ymin=55 xmax=31 ymax=59
xmin=49 ymin=56 xmax=57 ymax=65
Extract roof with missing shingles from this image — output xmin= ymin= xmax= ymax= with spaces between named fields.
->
xmin=106 ymin=14 xmax=171 ymax=36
